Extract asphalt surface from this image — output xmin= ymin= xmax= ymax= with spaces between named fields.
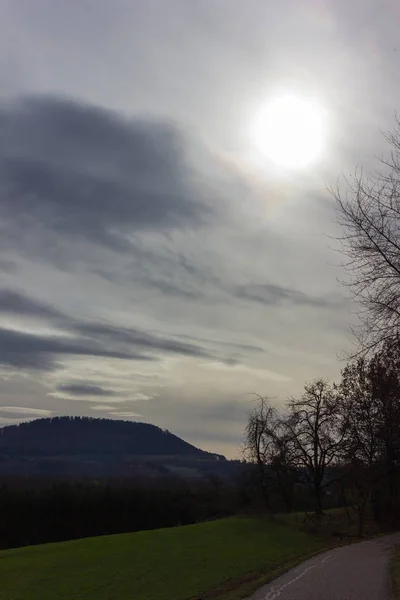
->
xmin=247 ymin=532 xmax=400 ymax=600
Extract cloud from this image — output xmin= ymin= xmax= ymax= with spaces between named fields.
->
xmin=0 ymin=288 xmax=239 ymax=366
xmin=109 ymin=411 xmax=142 ymax=419
xmin=0 ymin=95 xmax=215 ymax=259
xmin=0 ymin=406 xmax=51 ymax=417
xmin=188 ymin=399 xmax=249 ymax=423
xmin=0 ymin=0 xmax=395 ymax=457
xmin=73 ymin=321 xmax=214 ymax=360
xmin=0 ymin=288 xmax=64 ymax=320
xmin=0 ymin=93 xmax=351 ymax=456
xmin=56 ymin=383 xmax=118 ymax=397
xmin=0 ymin=259 xmax=18 ymax=273
xmin=235 ymin=283 xmax=334 ymax=308
xmin=0 ymin=327 xmax=153 ymax=371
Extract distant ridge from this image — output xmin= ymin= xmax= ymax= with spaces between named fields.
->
xmin=0 ymin=416 xmax=225 ymax=460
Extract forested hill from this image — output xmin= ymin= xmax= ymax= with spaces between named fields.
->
xmin=0 ymin=416 xmax=225 ymax=460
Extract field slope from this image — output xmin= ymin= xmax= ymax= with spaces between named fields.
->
xmin=0 ymin=517 xmax=326 ymax=600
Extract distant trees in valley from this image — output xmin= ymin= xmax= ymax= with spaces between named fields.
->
xmin=0 ymin=477 xmax=236 ymax=550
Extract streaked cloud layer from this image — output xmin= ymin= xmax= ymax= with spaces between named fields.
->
xmin=0 ymin=0 xmax=398 ymax=455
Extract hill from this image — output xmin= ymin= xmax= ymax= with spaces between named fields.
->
xmin=0 ymin=416 xmax=229 ymax=478
xmin=0 ymin=416 xmax=223 ymax=458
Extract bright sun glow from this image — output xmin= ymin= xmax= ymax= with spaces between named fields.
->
xmin=252 ymin=94 xmax=325 ymax=170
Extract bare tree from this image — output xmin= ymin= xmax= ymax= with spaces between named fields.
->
xmin=243 ymin=396 xmax=278 ymax=511
xmin=285 ymin=379 xmax=344 ymax=514
xmin=267 ymin=421 xmax=298 ymax=513
xmin=332 ymin=121 xmax=400 ymax=353
xmin=339 ymin=347 xmax=400 ymax=524
xmin=243 ymin=395 xmax=297 ymax=512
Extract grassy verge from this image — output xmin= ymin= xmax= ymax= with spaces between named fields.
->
xmin=0 ymin=517 xmax=328 ymax=600
xmin=391 ymin=546 xmax=400 ymax=600
xmin=275 ymin=505 xmax=381 ymax=539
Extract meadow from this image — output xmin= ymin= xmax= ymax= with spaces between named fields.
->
xmin=0 ymin=516 xmax=327 ymax=600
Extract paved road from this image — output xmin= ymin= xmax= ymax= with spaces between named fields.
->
xmin=247 ymin=532 xmax=400 ymax=600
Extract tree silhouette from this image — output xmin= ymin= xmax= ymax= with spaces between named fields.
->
xmin=332 ymin=121 xmax=400 ymax=353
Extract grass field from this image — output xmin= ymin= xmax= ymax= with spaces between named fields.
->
xmin=0 ymin=517 xmax=328 ymax=600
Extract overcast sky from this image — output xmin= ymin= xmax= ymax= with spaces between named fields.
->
xmin=0 ymin=0 xmax=399 ymax=457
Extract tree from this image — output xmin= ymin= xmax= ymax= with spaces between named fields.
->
xmin=267 ymin=420 xmax=298 ymax=513
xmin=339 ymin=347 xmax=400 ymax=524
xmin=285 ymin=379 xmax=344 ymax=514
xmin=341 ymin=459 xmax=372 ymax=538
xmin=332 ymin=121 xmax=400 ymax=353
xmin=338 ymin=358 xmax=380 ymax=535
xmin=339 ymin=358 xmax=380 ymax=470
xmin=366 ymin=346 xmax=400 ymax=516
xmin=243 ymin=396 xmax=277 ymax=511
xmin=243 ymin=396 xmax=297 ymax=512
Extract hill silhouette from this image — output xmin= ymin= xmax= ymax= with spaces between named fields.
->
xmin=0 ymin=416 xmax=224 ymax=459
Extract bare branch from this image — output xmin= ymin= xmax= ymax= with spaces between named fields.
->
xmin=332 ymin=124 xmax=400 ymax=353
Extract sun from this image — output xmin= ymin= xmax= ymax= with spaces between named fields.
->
xmin=251 ymin=94 xmax=325 ymax=170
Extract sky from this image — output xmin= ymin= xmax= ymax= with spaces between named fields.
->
xmin=0 ymin=0 xmax=399 ymax=457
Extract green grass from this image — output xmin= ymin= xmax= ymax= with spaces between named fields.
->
xmin=391 ymin=546 xmax=400 ymax=600
xmin=0 ymin=517 xmax=328 ymax=600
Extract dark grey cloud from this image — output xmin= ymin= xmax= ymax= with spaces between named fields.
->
xmin=0 ymin=95 xmax=214 ymax=255
xmin=177 ymin=333 xmax=265 ymax=355
xmin=138 ymin=278 xmax=200 ymax=300
xmin=73 ymin=322 xmax=217 ymax=360
xmin=0 ymin=259 xmax=18 ymax=273
xmin=0 ymin=327 xmax=152 ymax=371
xmin=0 ymin=287 xmax=238 ymax=364
xmin=0 ymin=289 xmax=64 ymax=320
xmin=56 ymin=383 xmax=118 ymax=397
xmin=235 ymin=283 xmax=333 ymax=308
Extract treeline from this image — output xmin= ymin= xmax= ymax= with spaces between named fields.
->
xmin=0 ymin=477 xmax=237 ymax=550
xmin=0 ymin=466 xmax=342 ymax=550
xmin=243 ymin=342 xmax=400 ymax=536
